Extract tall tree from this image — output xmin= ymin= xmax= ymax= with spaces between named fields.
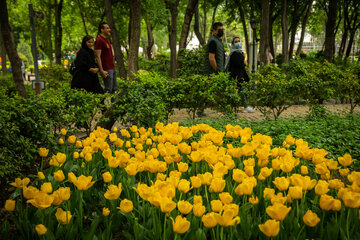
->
xmin=165 ymin=0 xmax=180 ymax=78
xmin=0 ymin=0 xmax=27 ymax=98
xmin=144 ymin=16 xmax=155 ymax=59
xmin=128 ymin=0 xmax=141 ymax=79
xmin=343 ymin=0 xmax=360 ymax=59
xmin=237 ymin=0 xmax=250 ymax=57
xmin=177 ymin=0 xmax=199 ymax=70
xmin=54 ymin=0 xmax=64 ymax=65
xmin=194 ymin=3 xmax=206 ymax=46
xmin=75 ymin=0 xmax=88 ymax=35
xmin=324 ymin=0 xmax=338 ymax=62
xmin=281 ymin=0 xmax=289 ymax=63
xmin=104 ymin=0 xmax=127 ymax=79
xmin=1 ymin=34 xmax=6 ymax=75
xmin=259 ymin=0 xmax=270 ymax=65
xmin=296 ymin=0 xmax=313 ymax=56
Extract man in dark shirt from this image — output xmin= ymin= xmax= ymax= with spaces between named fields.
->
xmin=204 ymin=22 xmax=225 ymax=74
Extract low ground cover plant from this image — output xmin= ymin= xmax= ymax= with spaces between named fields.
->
xmin=2 ymin=122 xmax=359 ymax=239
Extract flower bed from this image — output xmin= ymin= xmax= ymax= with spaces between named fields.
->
xmin=2 ymin=122 xmax=360 ymax=239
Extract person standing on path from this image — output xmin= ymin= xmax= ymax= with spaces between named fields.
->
xmin=95 ymin=22 xmax=117 ymax=94
xmin=204 ymin=22 xmax=225 ymax=74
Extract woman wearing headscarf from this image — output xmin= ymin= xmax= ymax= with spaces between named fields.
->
xmin=225 ymin=36 xmax=255 ymax=113
xmin=71 ymin=35 xmax=104 ymax=94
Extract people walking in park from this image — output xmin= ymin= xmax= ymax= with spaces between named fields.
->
xmin=226 ymin=36 xmax=255 ymax=113
xmin=71 ymin=35 xmax=104 ymax=94
xmin=95 ymin=22 xmax=117 ymax=94
xmin=204 ymin=22 xmax=225 ymax=74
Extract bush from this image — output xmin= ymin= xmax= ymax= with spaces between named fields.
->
xmin=177 ymin=48 xmax=206 ymax=77
xmin=39 ymin=64 xmax=72 ymax=89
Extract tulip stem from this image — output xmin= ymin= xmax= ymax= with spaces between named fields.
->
xmin=346 ymin=208 xmax=350 ymax=240
xmin=296 ymin=224 xmax=305 ymax=240
xmin=220 ymin=226 xmax=224 ymax=240
xmin=163 ymin=215 xmax=167 ymax=240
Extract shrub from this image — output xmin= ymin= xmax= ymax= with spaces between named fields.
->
xmin=39 ymin=64 xmax=72 ymax=89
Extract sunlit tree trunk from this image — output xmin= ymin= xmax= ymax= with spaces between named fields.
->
xmin=260 ymin=0 xmax=270 ymax=65
xmin=128 ymin=0 xmax=141 ymax=79
xmin=54 ymin=0 xmax=63 ymax=65
xmin=165 ymin=0 xmax=180 ymax=78
xmin=324 ymin=0 xmax=338 ymax=62
xmin=281 ymin=0 xmax=289 ymax=63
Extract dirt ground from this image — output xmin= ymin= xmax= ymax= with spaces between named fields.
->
xmin=167 ymin=103 xmax=360 ymax=122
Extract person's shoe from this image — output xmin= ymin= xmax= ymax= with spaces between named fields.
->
xmin=243 ymin=106 xmax=256 ymax=113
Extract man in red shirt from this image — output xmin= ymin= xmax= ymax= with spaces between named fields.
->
xmin=95 ymin=22 xmax=117 ymax=93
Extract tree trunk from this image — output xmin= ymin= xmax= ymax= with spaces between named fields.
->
xmin=211 ymin=2 xmax=218 ymax=27
xmin=177 ymin=0 xmax=198 ymax=70
xmin=104 ymin=0 xmax=127 ymax=79
xmin=288 ymin=0 xmax=299 ymax=59
xmin=76 ymin=0 xmax=88 ymax=35
xmin=296 ymin=0 xmax=313 ymax=56
xmin=54 ymin=0 xmax=63 ymax=65
xmin=203 ymin=0 xmax=207 ymax=41
xmin=281 ymin=0 xmax=289 ymax=63
xmin=0 ymin=0 xmax=27 ymax=98
xmin=128 ymin=0 xmax=141 ymax=79
xmin=345 ymin=29 xmax=356 ymax=59
xmin=194 ymin=3 xmax=206 ymax=46
xmin=260 ymin=0 xmax=270 ymax=65
xmin=324 ymin=0 xmax=338 ymax=62
xmin=237 ymin=1 xmax=249 ymax=57
xmin=1 ymin=34 xmax=7 ymax=75
xmin=145 ymin=16 xmax=154 ymax=60
xmin=165 ymin=0 xmax=180 ymax=78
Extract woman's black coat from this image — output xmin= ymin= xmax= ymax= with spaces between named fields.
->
xmin=228 ymin=51 xmax=249 ymax=88
xmin=71 ymin=47 xmax=104 ymax=94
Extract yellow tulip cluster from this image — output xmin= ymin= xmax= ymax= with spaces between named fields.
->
xmin=4 ymin=122 xmax=360 ymax=239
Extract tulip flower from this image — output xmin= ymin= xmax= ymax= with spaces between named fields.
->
xmin=193 ymin=203 xmax=206 ymax=217
xmin=35 ymin=224 xmax=47 ymax=236
xmin=38 ymin=148 xmax=49 ymax=157
xmin=60 ymin=128 xmax=67 ymax=135
xmin=273 ymin=177 xmax=290 ymax=191
xmin=159 ymin=197 xmax=176 ymax=213
xmin=118 ymin=199 xmax=133 ymax=213
xmin=72 ymin=175 xmax=95 ymax=191
xmin=23 ymin=186 xmax=39 ymax=200
xmin=102 ymin=172 xmax=113 ymax=183
xmin=10 ymin=177 xmax=30 ymax=189
xmin=202 ymin=212 xmax=218 ymax=228
xmin=193 ymin=195 xmax=203 ymax=205
xmin=215 ymin=209 xmax=240 ymax=227
xmin=288 ymin=186 xmax=303 ymax=200
xmin=259 ymin=219 xmax=280 ymax=237
xmin=177 ymin=179 xmax=191 ymax=193
xmin=190 ymin=176 xmax=201 ymax=189
xmin=104 ymin=183 xmax=122 ymax=200
xmin=172 ymin=215 xmax=190 ymax=234
xmin=37 ymin=172 xmax=45 ymax=180
xmin=103 ymin=207 xmax=110 ymax=216
xmin=249 ymin=196 xmax=259 ymax=204
xmin=315 ymin=180 xmax=329 ymax=196
xmin=27 ymin=192 xmax=54 ymax=209
xmin=210 ymin=200 xmax=223 ymax=213
xmin=303 ymin=210 xmax=320 ymax=227
xmin=338 ymin=154 xmax=354 ymax=167
xmin=209 ymin=178 xmax=226 ymax=193
xmin=219 ymin=192 xmax=233 ymax=204
xmin=4 ymin=199 xmax=15 ymax=212
xmin=54 ymin=170 xmax=65 ymax=182
xmin=68 ymin=135 xmax=76 ymax=144
xmin=55 ymin=208 xmax=72 ymax=225
xmin=177 ymin=200 xmax=193 ymax=215
xmin=266 ymin=203 xmax=291 ymax=221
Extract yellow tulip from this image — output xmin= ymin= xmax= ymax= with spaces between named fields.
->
xmin=223 ymin=204 xmax=239 ymax=217
xmin=249 ymin=196 xmax=259 ymax=204
xmin=193 ymin=195 xmax=203 ymax=205
xmin=60 ymin=128 xmax=67 ymax=135
xmin=59 ymin=138 xmax=64 ymax=145
xmin=23 ymin=186 xmax=39 ymax=199
xmin=202 ymin=212 xmax=218 ymax=228
xmin=190 ymin=176 xmax=201 ymax=189
xmin=104 ymin=183 xmax=122 ymax=200
xmin=27 ymin=192 xmax=54 ymax=209
xmin=339 ymin=168 xmax=350 ymax=177
xmin=328 ymin=179 xmax=345 ymax=190
xmin=39 ymin=148 xmax=49 ymax=157
xmin=4 ymin=199 xmax=15 ymax=211
xmin=244 ymin=166 xmax=254 ymax=177
xmin=266 ymin=203 xmax=291 ymax=221
xmin=159 ymin=197 xmax=177 ymax=213
xmin=234 ymin=182 xmax=254 ymax=196
xmin=288 ymin=186 xmax=303 ymax=200
xmin=57 ymin=187 xmax=71 ymax=201
xmin=55 ymin=208 xmax=72 ymax=225
xmin=35 ymin=224 xmax=47 ymax=236
xmin=273 ymin=177 xmax=290 ymax=191
xmin=341 ymin=191 xmax=360 ymax=208
xmin=263 ymin=188 xmax=275 ymax=200
xmin=103 ymin=207 xmax=110 ymax=216
xmin=76 ymin=140 xmax=83 ymax=148
xmin=259 ymin=219 xmax=280 ymax=237
xmin=259 ymin=167 xmax=273 ymax=179
xmin=177 ymin=162 xmax=188 ymax=173
xmin=301 ymin=166 xmax=308 ymax=175
xmin=10 ymin=177 xmax=30 ymax=189
xmin=232 ymin=169 xmax=247 ymax=183
xmin=193 ymin=203 xmax=206 ymax=217
xmin=209 ymin=178 xmax=226 ymax=193
xmin=177 ymin=179 xmax=191 ymax=193
xmin=271 ymin=193 xmax=287 ymax=205
xmin=118 ymin=199 xmax=133 ymax=213
xmin=54 ymin=170 xmax=65 ymax=182
xmin=38 ymin=172 xmax=45 ymax=180
xmin=219 ymin=192 xmax=233 ymax=204
xmin=125 ymin=163 xmax=138 ymax=176
xmin=102 ymin=172 xmax=113 ymax=183
xmin=68 ymin=135 xmax=76 ymax=144
xmin=177 ymin=200 xmax=193 ymax=215
xmin=201 ymin=172 xmax=213 ymax=185
xmin=303 ymin=210 xmax=320 ymax=227
xmin=210 ymin=200 xmax=223 ymax=213
xmin=72 ymin=175 xmax=95 ymax=191
xmin=338 ymin=154 xmax=354 ymax=167
xmin=315 ymin=180 xmax=329 ymax=196
xmin=172 ymin=215 xmax=190 ymax=234
xmin=40 ymin=182 xmax=53 ymax=194
xmin=215 ymin=209 xmax=240 ymax=227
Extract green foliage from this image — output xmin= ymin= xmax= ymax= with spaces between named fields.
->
xmin=138 ymin=53 xmax=170 ymax=74
xmin=245 ymin=64 xmax=296 ymax=119
xmin=177 ymin=48 xmax=206 ymax=77
xmin=39 ymin=64 xmax=72 ymax=89
xmin=0 ymin=74 xmax=18 ymax=98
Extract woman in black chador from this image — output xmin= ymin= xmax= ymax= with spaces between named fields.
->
xmin=71 ymin=35 xmax=104 ymax=94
